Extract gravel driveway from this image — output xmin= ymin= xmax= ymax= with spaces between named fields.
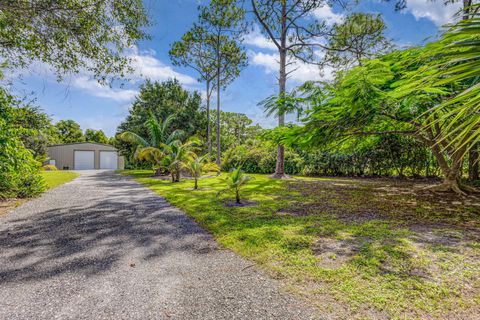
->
xmin=0 ymin=171 xmax=319 ymax=320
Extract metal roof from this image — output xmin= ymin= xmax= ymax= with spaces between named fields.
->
xmin=47 ymin=142 xmax=117 ymax=149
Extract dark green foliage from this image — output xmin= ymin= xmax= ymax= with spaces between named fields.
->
xmin=271 ymin=48 xmax=476 ymax=192
xmin=10 ymin=105 xmax=60 ymax=159
xmin=211 ymin=111 xmax=262 ymax=154
xmin=222 ymin=142 xmax=304 ymax=175
xmin=56 ymin=120 xmax=84 ymax=143
xmin=299 ymin=136 xmax=436 ymax=177
xmin=170 ymin=24 xmax=218 ymax=154
xmin=197 ymin=0 xmax=248 ymax=165
xmin=0 ymin=0 xmax=149 ymax=82
xmin=116 ymin=80 xmax=205 ymax=167
xmin=0 ymin=88 xmax=45 ymax=199
xmin=84 ymin=129 xmax=109 ymax=144
xmin=222 ymin=134 xmax=436 ymax=178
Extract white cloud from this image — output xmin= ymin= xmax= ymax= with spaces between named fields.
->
xmin=249 ymin=51 xmax=333 ymax=83
xmin=403 ymin=0 xmax=461 ymax=26
xmin=312 ymin=5 xmax=344 ymax=25
xmin=8 ymin=46 xmax=198 ymax=103
xmin=128 ymin=47 xmax=197 ymax=85
xmin=244 ymin=25 xmax=278 ymax=51
xmin=250 ymin=51 xmax=278 ymax=74
xmin=71 ymin=76 xmax=138 ymax=102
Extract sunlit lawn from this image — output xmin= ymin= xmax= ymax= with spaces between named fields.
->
xmin=124 ymin=170 xmax=480 ymax=319
xmin=41 ymin=171 xmax=80 ymax=190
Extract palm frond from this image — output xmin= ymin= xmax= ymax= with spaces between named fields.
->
xmin=161 ymin=114 xmax=176 ymax=133
xmin=425 ymin=7 xmax=480 ymax=150
xmin=135 ymin=147 xmax=164 ymax=164
xmin=145 ymin=114 xmax=163 ymax=148
xmin=118 ymin=131 xmax=150 ymax=147
xmin=165 ymin=129 xmax=185 ymax=145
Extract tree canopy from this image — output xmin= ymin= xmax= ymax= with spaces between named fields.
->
xmin=117 ymin=80 xmax=204 ymax=140
xmin=0 ymin=0 xmax=149 ymax=82
xmin=55 ymin=120 xmax=84 ymax=144
xmin=116 ymin=80 xmax=205 ymax=165
xmin=84 ymin=129 xmax=108 ymax=144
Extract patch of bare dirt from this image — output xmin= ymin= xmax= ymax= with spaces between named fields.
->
xmin=150 ymin=174 xmax=172 ymax=180
xmin=223 ymin=200 xmax=257 ymax=208
xmin=276 ymin=177 xmax=480 ymax=319
xmin=312 ymin=237 xmax=360 ymax=269
xmin=287 ymin=280 xmax=390 ymax=320
xmin=186 ymin=187 xmax=212 ymax=191
xmin=285 ymin=177 xmax=480 ymax=229
xmin=0 ymin=199 xmax=27 ymax=217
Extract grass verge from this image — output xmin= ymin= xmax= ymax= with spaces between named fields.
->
xmin=124 ymin=170 xmax=480 ymax=320
xmin=41 ymin=170 xmax=79 ymax=190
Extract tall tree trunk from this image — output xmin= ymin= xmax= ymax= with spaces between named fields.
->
xmin=194 ymin=177 xmax=198 ymax=190
xmin=469 ymin=142 xmax=479 ymax=181
xmin=216 ymin=59 xmax=221 ymax=167
xmin=428 ymin=141 xmax=467 ymax=194
xmin=273 ymin=3 xmax=287 ymax=179
xmin=206 ymin=80 xmax=212 ymax=156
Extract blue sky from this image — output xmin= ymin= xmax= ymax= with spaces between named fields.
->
xmin=7 ymin=0 xmax=461 ymax=136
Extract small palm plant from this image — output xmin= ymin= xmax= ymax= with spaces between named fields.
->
xmin=184 ymin=155 xmax=220 ymax=190
xmin=160 ymin=138 xmax=200 ymax=182
xmin=218 ymin=167 xmax=253 ymax=204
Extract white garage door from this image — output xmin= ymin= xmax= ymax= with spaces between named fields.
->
xmin=100 ymin=151 xmax=118 ymax=170
xmin=74 ymin=151 xmax=95 ymax=170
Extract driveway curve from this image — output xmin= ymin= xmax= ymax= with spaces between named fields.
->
xmin=0 ymin=171 xmax=319 ymax=320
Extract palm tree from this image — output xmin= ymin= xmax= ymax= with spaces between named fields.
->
xmin=395 ymin=6 xmax=480 ymax=193
xmin=184 ymin=154 xmax=220 ymax=189
xmin=160 ymin=138 xmax=200 ymax=182
xmin=119 ymin=114 xmax=183 ymax=174
xmin=421 ymin=5 xmax=480 ymax=154
xmin=218 ymin=167 xmax=253 ymax=204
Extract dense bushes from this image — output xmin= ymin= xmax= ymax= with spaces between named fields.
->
xmin=222 ymin=135 xmax=439 ymax=178
xmin=299 ymin=136 xmax=437 ymax=177
xmin=222 ymin=142 xmax=303 ymax=175
xmin=0 ymin=88 xmax=45 ymax=199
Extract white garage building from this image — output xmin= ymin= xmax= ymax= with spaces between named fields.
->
xmin=46 ymin=142 xmax=125 ymax=170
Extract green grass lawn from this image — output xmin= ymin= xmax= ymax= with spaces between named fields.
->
xmin=41 ymin=170 xmax=80 ymax=190
xmin=124 ymin=170 xmax=480 ymax=319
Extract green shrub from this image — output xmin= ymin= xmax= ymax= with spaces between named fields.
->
xmin=222 ymin=134 xmax=435 ymax=178
xmin=222 ymin=142 xmax=303 ymax=175
xmin=0 ymin=87 xmax=45 ymax=199
xmin=297 ymin=135 xmax=435 ymax=177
